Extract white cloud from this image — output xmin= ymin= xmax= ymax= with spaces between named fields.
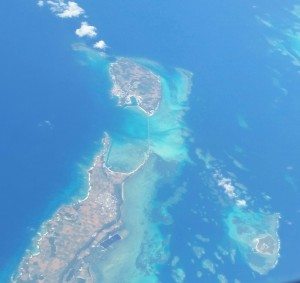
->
xmin=93 ymin=40 xmax=107 ymax=50
xmin=37 ymin=0 xmax=44 ymax=7
xmin=213 ymin=172 xmax=249 ymax=208
xmin=213 ymin=172 xmax=237 ymax=199
xmin=47 ymin=1 xmax=84 ymax=18
xmin=75 ymin=22 xmax=97 ymax=38
xmin=57 ymin=1 xmax=84 ymax=18
xmin=217 ymin=176 xmax=236 ymax=198
xmin=38 ymin=120 xmax=54 ymax=130
xmin=236 ymin=199 xmax=247 ymax=207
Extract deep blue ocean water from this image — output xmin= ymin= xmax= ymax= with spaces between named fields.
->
xmin=1 ymin=1 xmax=300 ymax=282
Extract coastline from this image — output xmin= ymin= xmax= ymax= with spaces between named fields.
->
xmin=13 ymin=130 xmax=149 ymax=282
xmin=13 ymin=52 xmax=193 ymax=282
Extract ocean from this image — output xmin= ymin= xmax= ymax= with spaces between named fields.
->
xmin=1 ymin=0 xmax=300 ymax=282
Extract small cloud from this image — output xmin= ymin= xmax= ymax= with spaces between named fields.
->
xmin=75 ymin=22 xmax=97 ymax=38
xmin=236 ymin=199 xmax=247 ymax=207
xmin=57 ymin=1 xmax=84 ymax=18
xmin=262 ymin=192 xmax=271 ymax=201
xmin=38 ymin=120 xmax=54 ymax=130
xmin=216 ymin=175 xmax=237 ymax=198
xmin=93 ymin=40 xmax=107 ymax=50
xmin=47 ymin=1 xmax=84 ymax=18
xmin=37 ymin=0 xmax=44 ymax=7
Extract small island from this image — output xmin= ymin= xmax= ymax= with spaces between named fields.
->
xmin=254 ymin=234 xmax=278 ymax=255
xmin=110 ymin=58 xmax=162 ymax=116
xmin=225 ymin=208 xmax=280 ymax=275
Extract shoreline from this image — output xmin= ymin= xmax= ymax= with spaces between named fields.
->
xmin=12 ymin=130 xmax=150 ymax=282
xmin=16 ymin=130 xmax=147 ymax=248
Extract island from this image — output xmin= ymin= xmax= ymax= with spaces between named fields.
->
xmin=225 ymin=207 xmax=280 ymax=275
xmin=253 ymin=234 xmax=279 ymax=255
xmin=110 ymin=58 xmax=162 ymax=116
xmin=13 ymin=57 xmax=161 ymax=283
